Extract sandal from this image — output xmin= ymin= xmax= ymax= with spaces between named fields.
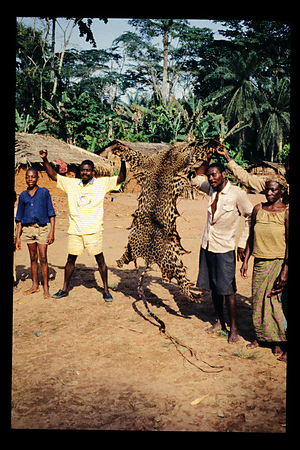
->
xmin=103 ymin=291 xmax=113 ymax=302
xmin=52 ymin=289 xmax=69 ymax=299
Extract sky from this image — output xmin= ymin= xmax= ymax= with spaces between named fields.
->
xmin=74 ymin=19 xmax=227 ymax=50
xmin=17 ymin=17 xmax=228 ymax=100
xmin=17 ymin=18 xmax=228 ymax=53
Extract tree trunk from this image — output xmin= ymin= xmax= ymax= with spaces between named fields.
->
xmin=149 ymin=66 xmax=162 ymax=101
xmin=108 ymin=117 xmax=113 ymax=141
xmin=277 ymin=139 xmax=283 ymax=161
xmin=108 ymin=59 xmax=114 ymax=141
xmin=50 ymin=18 xmax=56 ymax=83
xmin=39 ymin=72 xmax=43 ymax=112
xmin=52 ymin=19 xmax=77 ymax=98
xmin=162 ymin=30 xmax=168 ymax=104
xmin=109 ymin=59 xmax=114 ymax=106
xmin=270 ymin=140 xmax=275 ymax=162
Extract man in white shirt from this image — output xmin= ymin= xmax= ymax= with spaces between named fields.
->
xmin=192 ymin=161 xmax=253 ymax=343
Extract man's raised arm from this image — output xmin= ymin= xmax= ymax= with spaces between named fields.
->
xmin=39 ymin=150 xmax=58 ymax=181
xmin=215 ymin=147 xmax=265 ymax=193
xmin=117 ymin=159 xmax=126 ymax=185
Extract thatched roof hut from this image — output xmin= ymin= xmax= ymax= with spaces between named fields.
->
xmin=96 ymin=140 xmax=175 ymax=194
xmin=246 ymin=160 xmax=285 ymax=178
xmin=96 ymin=139 xmax=203 ymax=198
xmin=15 ymin=132 xmax=114 ymax=177
xmin=96 ymin=139 xmax=171 ymax=165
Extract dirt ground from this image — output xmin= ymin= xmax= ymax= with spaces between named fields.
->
xmin=12 ymin=175 xmax=287 ymax=432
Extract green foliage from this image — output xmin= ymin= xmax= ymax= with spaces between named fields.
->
xmin=15 ymin=19 xmax=290 ymax=162
xmin=257 ymin=77 xmax=290 ymax=161
xmin=15 ymin=109 xmax=34 ymax=132
xmin=214 ymin=143 xmax=249 ymax=183
xmin=277 ymin=144 xmax=290 ymax=163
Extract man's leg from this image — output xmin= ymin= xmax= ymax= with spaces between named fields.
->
xmin=95 ymin=252 xmax=113 ymax=301
xmin=37 ymin=243 xmax=50 ymax=298
xmin=52 ymin=253 xmax=77 ymax=298
xmin=206 ymin=291 xmax=226 ymax=333
xmin=24 ymin=243 xmax=40 ymax=295
xmin=62 ymin=254 xmax=77 ymax=292
xmin=225 ymin=293 xmax=239 ymax=343
xmin=95 ymin=252 xmax=108 ymax=292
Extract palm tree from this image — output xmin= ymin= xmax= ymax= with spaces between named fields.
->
xmin=257 ymin=77 xmax=290 ymax=161
xmin=204 ymin=51 xmax=264 ymax=143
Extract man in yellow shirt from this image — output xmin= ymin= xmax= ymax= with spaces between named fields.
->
xmin=39 ymin=150 xmax=126 ymax=301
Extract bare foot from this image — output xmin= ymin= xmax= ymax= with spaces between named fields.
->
xmin=43 ymin=290 xmax=51 ymax=299
xmin=205 ymin=320 xmax=221 ymax=334
xmin=246 ymin=340 xmax=259 ymax=349
xmin=277 ymin=352 xmax=287 ymax=362
xmin=272 ymin=344 xmax=282 ymax=356
xmin=228 ymin=327 xmax=239 ymax=344
xmin=23 ymin=286 xmax=40 ymax=296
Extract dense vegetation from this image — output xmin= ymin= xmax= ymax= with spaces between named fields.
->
xmin=16 ymin=18 xmax=291 ymax=163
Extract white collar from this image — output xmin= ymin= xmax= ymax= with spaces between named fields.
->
xmin=78 ymin=177 xmax=95 ymax=186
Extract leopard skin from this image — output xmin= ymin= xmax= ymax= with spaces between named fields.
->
xmin=113 ymin=140 xmax=209 ymax=301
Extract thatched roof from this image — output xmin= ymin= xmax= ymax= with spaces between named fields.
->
xmin=246 ymin=160 xmax=285 ymax=175
xmin=15 ymin=133 xmax=114 ymax=176
xmin=96 ymin=139 xmax=171 ymax=159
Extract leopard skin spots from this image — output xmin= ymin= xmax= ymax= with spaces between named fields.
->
xmin=113 ymin=140 xmax=208 ymax=301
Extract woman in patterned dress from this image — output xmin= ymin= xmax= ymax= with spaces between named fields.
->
xmin=240 ymin=175 xmax=288 ymax=361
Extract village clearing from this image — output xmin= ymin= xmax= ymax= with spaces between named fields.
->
xmin=12 ymin=174 xmax=287 ymax=432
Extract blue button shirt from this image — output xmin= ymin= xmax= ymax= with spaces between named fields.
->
xmin=15 ymin=187 xmax=56 ymax=226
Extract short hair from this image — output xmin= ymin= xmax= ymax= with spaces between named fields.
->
xmin=26 ymin=168 xmax=38 ymax=176
xmin=80 ymin=160 xmax=94 ymax=170
xmin=206 ymin=162 xmax=226 ymax=174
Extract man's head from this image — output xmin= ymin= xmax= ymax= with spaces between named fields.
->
xmin=206 ymin=162 xmax=227 ymax=191
xmin=80 ymin=160 xmax=95 ymax=184
xmin=25 ymin=168 xmax=39 ymax=189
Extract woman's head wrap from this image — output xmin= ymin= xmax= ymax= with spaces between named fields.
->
xmin=265 ymin=173 xmax=288 ymax=190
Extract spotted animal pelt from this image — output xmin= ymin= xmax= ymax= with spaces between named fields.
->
xmin=113 ymin=140 xmax=210 ymax=301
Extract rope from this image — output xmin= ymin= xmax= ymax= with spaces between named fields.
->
xmin=137 ymin=269 xmax=224 ymax=374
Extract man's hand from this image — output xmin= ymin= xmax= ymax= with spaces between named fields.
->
xmin=205 ymin=146 xmax=214 ymax=160
xmin=237 ymin=247 xmax=245 ymax=262
xmin=39 ymin=149 xmax=48 ymax=159
xmin=117 ymin=159 xmax=126 ymax=184
xmin=15 ymin=236 xmax=21 ymax=251
xmin=39 ymin=150 xmax=57 ymax=181
xmin=214 ymin=146 xmax=232 ymax=163
xmin=240 ymin=261 xmax=248 ymax=279
xmin=46 ymin=232 xmax=55 ymax=245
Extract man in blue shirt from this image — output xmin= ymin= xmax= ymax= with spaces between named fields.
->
xmin=15 ymin=168 xmax=56 ymax=298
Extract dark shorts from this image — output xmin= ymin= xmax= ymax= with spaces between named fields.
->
xmin=196 ymin=247 xmax=237 ymax=296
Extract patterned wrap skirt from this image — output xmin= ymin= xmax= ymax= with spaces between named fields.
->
xmin=252 ymin=258 xmax=286 ymax=342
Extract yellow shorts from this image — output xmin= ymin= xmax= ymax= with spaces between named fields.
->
xmin=68 ymin=232 xmax=103 ymax=256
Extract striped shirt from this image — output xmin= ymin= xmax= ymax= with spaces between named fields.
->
xmin=57 ymin=174 xmax=120 ymax=235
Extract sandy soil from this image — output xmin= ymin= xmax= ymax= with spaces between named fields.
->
xmin=12 ymin=179 xmax=287 ymax=432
